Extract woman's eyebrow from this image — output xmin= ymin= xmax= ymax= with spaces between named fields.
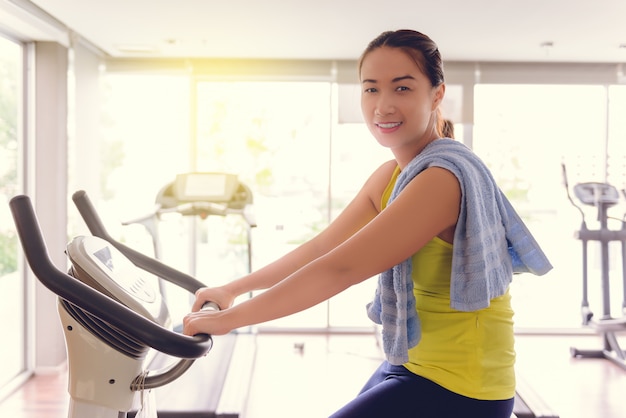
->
xmin=392 ymin=75 xmax=415 ymax=83
xmin=361 ymin=75 xmax=415 ymax=84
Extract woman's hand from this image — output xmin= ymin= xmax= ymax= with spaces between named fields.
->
xmin=182 ymin=309 xmax=233 ymax=336
xmin=183 ymin=285 xmax=239 ymax=336
xmin=190 ymin=285 xmax=237 ymax=312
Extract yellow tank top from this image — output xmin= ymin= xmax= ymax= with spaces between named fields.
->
xmin=381 ymin=165 xmax=516 ymax=400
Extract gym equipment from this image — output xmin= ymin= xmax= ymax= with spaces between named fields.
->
xmin=123 ymin=172 xmax=255 ymax=274
xmin=10 ymin=183 xmax=256 ymax=417
xmin=512 ymin=376 xmax=559 ymax=418
xmin=562 ymin=164 xmax=626 ymax=370
xmin=71 ymin=184 xmax=256 ymax=418
xmin=10 ymin=175 xmax=559 ymax=418
xmin=122 ymin=172 xmax=256 ymax=320
xmin=9 ymin=194 xmax=214 ymax=417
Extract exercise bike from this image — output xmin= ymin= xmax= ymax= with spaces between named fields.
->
xmin=10 ymin=190 xmax=258 ymax=417
xmin=562 ymin=164 xmax=626 ymax=370
xmin=70 ymin=173 xmax=257 ymax=417
xmin=10 ymin=193 xmax=220 ymax=417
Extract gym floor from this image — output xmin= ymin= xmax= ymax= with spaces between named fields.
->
xmin=0 ymin=333 xmax=625 ymax=417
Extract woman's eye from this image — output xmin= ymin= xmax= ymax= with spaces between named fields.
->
xmin=396 ymin=86 xmax=410 ymax=92
xmin=364 ymin=87 xmax=377 ymax=93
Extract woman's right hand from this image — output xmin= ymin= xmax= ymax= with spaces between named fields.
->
xmin=191 ymin=285 xmax=237 ymax=312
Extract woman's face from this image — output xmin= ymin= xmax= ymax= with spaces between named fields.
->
xmin=360 ymin=47 xmax=444 ymax=157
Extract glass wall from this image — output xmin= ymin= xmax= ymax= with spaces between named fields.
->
xmin=95 ymin=65 xmax=626 ymax=333
xmin=0 ymin=35 xmax=24 ymax=390
xmin=327 ymin=122 xmax=396 ymax=329
xmin=97 ymin=75 xmax=386 ymax=330
xmin=94 ymin=73 xmax=191 ymax=323
xmin=607 ymin=86 xmax=626 ymax=186
xmin=193 ymin=81 xmax=332 ymax=328
xmin=474 ymin=84 xmax=625 ymax=329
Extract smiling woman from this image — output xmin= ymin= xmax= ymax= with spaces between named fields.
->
xmin=359 ymin=47 xmax=445 ymax=165
xmin=181 ymin=29 xmax=551 ymax=418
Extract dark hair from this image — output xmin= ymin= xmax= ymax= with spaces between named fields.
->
xmin=358 ymin=29 xmax=444 ymax=88
xmin=441 ymin=119 xmax=455 ymax=139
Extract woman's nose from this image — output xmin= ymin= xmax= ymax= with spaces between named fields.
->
xmin=374 ymin=95 xmax=395 ymax=116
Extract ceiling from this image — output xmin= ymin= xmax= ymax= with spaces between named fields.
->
xmin=20 ymin=0 xmax=626 ymax=63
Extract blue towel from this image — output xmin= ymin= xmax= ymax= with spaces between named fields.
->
xmin=366 ymin=139 xmax=553 ymax=365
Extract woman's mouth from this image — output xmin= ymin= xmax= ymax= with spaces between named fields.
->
xmin=376 ymin=122 xmax=402 ymax=132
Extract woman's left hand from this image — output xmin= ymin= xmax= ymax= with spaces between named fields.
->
xmin=182 ymin=309 xmax=233 ymax=336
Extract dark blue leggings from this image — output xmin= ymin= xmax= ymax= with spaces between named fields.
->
xmin=329 ymin=361 xmax=514 ymax=418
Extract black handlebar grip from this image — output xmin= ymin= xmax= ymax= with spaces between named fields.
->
xmin=10 ymin=194 xmax=212 ymax=359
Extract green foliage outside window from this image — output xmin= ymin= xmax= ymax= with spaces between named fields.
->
xmin=0 ymin=41 xmax=19 ymax=276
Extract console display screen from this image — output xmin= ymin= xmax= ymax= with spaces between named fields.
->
xmin=183 ymin=173 xmax=227 ymax=198
xmin=93 ymin=246 xmax=114 ymax=272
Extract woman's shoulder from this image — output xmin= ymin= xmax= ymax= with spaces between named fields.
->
xmin=361 ymin=159 xmax=398 ymax=211
xmin=374 ymin=159 xmax=398 ymax=176
xmin=368 ymin=159 xmax=398 ymax=186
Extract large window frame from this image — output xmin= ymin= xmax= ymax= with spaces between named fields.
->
xmin=465 ymin=63 xmax=625 ymax=333
xmin=0 ymin=33 xmax=28 ymax=401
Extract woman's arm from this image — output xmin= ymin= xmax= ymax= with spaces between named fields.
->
xmin=184 ymin=165 xmax=460 ymax=336
xmin=191 ymin=160 xmax=397 ymax=311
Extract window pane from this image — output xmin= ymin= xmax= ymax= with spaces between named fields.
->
xmin=474 ymin=84 xmax=608 ymax=328
xmin=327 ymin=122 xmax=390 ymax=328
xmin=606 ymin=85 xmax=626 ymax=321
xmin=608 ymin=85 xmax=626 ymax=187
xmin=195 ymin=81 xmax=332 ymax=328
xmin=97 ymin=73 xmax=191 ymax=322
xmin=0 ymin=36 xmax=24 ymax=389
xmin=100 ymin=74 xmax=191 ymax=206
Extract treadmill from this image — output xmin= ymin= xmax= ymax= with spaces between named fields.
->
xmin=122 ymin=172 xmax=256 ymax=275
xmin=513 ymin=374 xmax=559 ymax=418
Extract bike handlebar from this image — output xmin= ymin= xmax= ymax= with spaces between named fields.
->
xmin=10 ymin=194 xmax=212 ymax=360
xmin=72 ymin=190 xmax=207 ymax=294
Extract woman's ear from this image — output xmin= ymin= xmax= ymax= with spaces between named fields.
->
xmin=432 ymin=84 xmax=446 ymax=110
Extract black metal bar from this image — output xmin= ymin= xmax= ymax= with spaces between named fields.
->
xmin=10 ymin=194 xmax=212 ymax=360
xmin=72 ymin=190 xmax=207 ymax=294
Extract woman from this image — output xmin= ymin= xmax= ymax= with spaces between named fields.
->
xmin=183 ymin=29 xmax=552 ymax=418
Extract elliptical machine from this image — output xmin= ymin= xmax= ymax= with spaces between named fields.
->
xmin=562 ymin=164 xmax=626 ymax=370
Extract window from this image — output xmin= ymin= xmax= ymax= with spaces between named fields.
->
xmin=327 ymin=121 xmax=390 ymax=328
xmin=94 ymin=73 xmax=192 ymax=322
xmin=474 ymin=84 xmax=617 ymax=329
xmin=98 ymin=77 xmax=337 ymax=328
xmin=99 ymin=73 xmax=626 ymax=332
xmin=607 ymin=85 xmax=626 ymax=186
xmin=0 ymin=35 xmax=24 ymax=391
xmin=194 ymin=81 xmax=333 ymax=328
